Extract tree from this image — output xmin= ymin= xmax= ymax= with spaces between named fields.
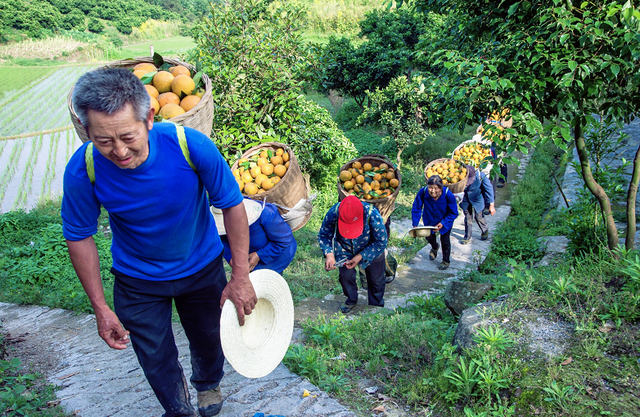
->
xmin=87 ymin=17 xmax=104 ymax=33
xmin=407 ymin=0 xmax=640 ymax=252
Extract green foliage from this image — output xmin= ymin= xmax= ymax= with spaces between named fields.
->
xmin=358 ymin=75 xmax=436 ymax=168
xmin=190 ymin=0 xmax=319 ymax=158
xmin=87 ymin=17 xmax=104 ymax=33
xmin=333 ymin=100 xmax=363 ymax=131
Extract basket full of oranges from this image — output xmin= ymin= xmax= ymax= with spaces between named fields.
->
xmin=424 ymin=158 xmax=468 ymax=194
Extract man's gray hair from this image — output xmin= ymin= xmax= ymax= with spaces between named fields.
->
xmin=73 ymin=68 xmax=150 ymax=128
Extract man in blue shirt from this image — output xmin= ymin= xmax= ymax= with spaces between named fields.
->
xmin=62 ymin=68 xmax=256 ymax=417
xmin=411 ymin=175 xmax=459 ymax=270
xmin=318 ymin=195 xmax=388 ymax=313
xmin=460 ymin=164 xmax=495 ymax=244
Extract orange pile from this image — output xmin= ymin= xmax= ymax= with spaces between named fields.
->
xmin=453 ymin=143 xmax=492 ymax=169
xmin=233 ymin=148 xmax=290 ymax=195
xmin=339 ymin=161 xmax=398 ymax=200
xmin=425 ymin=159 xmax=467 ymax=186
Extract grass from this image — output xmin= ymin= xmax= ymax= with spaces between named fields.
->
xmin=0 ymin=66 xmax=55 ymax=100
xmin=118 ymin=36 xmax=196 ymax=59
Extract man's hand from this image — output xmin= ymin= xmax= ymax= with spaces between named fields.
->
xmin=95 ymin=307 xmax=129 ymax=350
xmin=435 ymin=222 xmax=443 ymax=231
xmin=489 ymin=202 xmax=496 ymax=216
xmin=220 ymin=278 xmax=257 ymax=326
xmin=325 ymin=253 xmax=336 ymax=271
xmin=248 ymin=252 xmax=260 ymax=272
xmin=345 ymin=254 xmax=362 ymax=269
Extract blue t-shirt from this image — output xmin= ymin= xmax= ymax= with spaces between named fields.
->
xmin=61 ymin=123 xmax=243 ymax=281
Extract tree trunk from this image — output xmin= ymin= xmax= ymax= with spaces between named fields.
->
xmin=396 ymin=146 xmax=404 ymax=171
xmin=574 ymin=122 xmax=619 ymax=251
xmin=625 ymin=143 xmax=640 ymax=251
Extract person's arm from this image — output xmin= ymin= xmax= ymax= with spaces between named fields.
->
xmin=317 ymin=205 xmax=338 ymax=271
xmin=220 ymin=202 xmax=257 ymax=326
xmin=254 ymin=206 xmax=293 ymax=265
xmin=411 ymin=188 xmax=424 ymax=228
xmin=66 ymin=237 xmax=130 ymax=350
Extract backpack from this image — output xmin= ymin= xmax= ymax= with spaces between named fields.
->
xmin=84 ymin=123 xmax=193 ymax=184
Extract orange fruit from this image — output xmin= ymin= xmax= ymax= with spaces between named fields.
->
xmin=150 ymin=97 xmax=160 ymax=115
xmin=134 ymin=63 xmax=157 ymax=73
xmin=261 ymin=163 xmax=274 ymax=176
xmin=158 ymin=92 xmax=180 ymax=108
xmin=276 ymin=148 xmax=284 ymax=156
xmin=172 ymin=74 xmax=195 ymax=97
xmin=170 ymin=65 xmax=191 ymax=77
xmin=236 ymin=177 xmax=244 ymax=192
xmin=145 ymin=84 xmax=159 ymax=99
xmin=343 ymin=180 xmax=354 ymax=190
xmin=274 ymin=165 xmax=287 ymax=177
xmin=272 ymin=177 xmax=281 ymax=185
xmin=255 ymin=174 xmax=268 ymax=187
xmin=194 ymin=88 xmax=205 ymax=98
xmin=153 ymin=71 xmax=174 ymax=93
xmin=270 ymin=155 xmax=283 ymax=166
xmin=282 ymin=152 xmax=290 ymax=162
xmin=241 ymin=172 xmax=253 ymax=183
xmin=370 ymin=180 xmax=380 ymax=190
xmin=373 ymin=173 xmax=382 ymax=181
xmin=134 ymin=70 xmax=149 ymax=79
xmin=339 ymin=170 xmax=352 ymax=182
xmin=180 ymin=95 xmax=200 ymax=112
xmin=386 ymin=171 xmax=395 ymax=180
xmin=158 ymin=103 xmax=185 ymax=119
xmin=256 ymin=158 xmax=268 ymax=167
xmin=260 ymin=150 xmax=269 ymax=159
xmin=363 ymin=163 xmax=373 ymax=171
xmin=285 ymin=161 xmax=290 ymax=168
xmin=244 ymin=182 xmax=259 ymax=195
xmin=261 ymin=178 xmax=275 ymax=191
xmin=389 ymin=178 xmax=399 ymax=188
xmin=379 ymin=163 xmax=388 ymax=170
xmin=355 ymin=175 xmax=365 ymax=184
xmin=250 ymin=166 xmax=262 ymax=178
xmin=352 ymin=161 xmax=362 ymax=169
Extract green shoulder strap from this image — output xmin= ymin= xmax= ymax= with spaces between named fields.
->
xmin=85 ymin=124 xmax=195 ymax=185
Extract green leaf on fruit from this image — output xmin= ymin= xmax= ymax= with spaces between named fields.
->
xmin=152 ymin=52 xmax=165 ymax=68
xmin=140 ymin=71 xmax=157 ymax=85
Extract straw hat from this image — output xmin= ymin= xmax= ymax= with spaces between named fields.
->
xmin=220 ymin=269 xmax=294 ymax=379
xmin=408 ymin=226 xmax=437 ymax=238
xmin=211 ymin=199 xmax=264 ymax=235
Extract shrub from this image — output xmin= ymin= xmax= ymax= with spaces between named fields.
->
xmin=344 ymin=128 xmax=394 ymax=158
xmin=88 ymin=18 xmax=104 ymax=33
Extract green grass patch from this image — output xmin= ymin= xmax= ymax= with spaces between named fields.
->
xmin=0 ymin=66 xmax=56 ymax=99
xmin=118 ymin=36 xmax=195 ymax=58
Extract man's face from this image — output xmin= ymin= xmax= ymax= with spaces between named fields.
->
xmin=86 ymin=103 xmax=154 ymax=169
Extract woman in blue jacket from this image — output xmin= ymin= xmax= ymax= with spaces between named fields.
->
xmin=411 ymin=175 xmax=459 ymax=270
xmin=213 ymin=199 xmax=297 ymax=274
xmin=460 ymin=165 xmax=495 ymax=244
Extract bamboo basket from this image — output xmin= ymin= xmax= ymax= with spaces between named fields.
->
xmin=424 ymin=158 xmax=468 ymax=194
xmin=337 ymin=154 xmax=401 ymax=220
xmin=67 ymin=56 xmax=214 ymax=143
xmin=452 ymin=138 xmax=493 ymax=175
xmin=231 ymin=142 xmax=311 ymax=232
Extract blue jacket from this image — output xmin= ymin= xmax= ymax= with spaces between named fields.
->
xmin=411 ymin=186 xmax=458 ymax=234
xmin=62 ymin=123 xmax=243 ymax=280
xmin=460 ymin=167 xmax=494 ymax=213
xmin=317 ymin=202 xmax=387 ymax=268
xmin=220 ymin=203 xmax=297 ymax=274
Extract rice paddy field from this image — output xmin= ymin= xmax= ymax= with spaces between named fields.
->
xmin=0 ymin=65 xmax=94 ymax=213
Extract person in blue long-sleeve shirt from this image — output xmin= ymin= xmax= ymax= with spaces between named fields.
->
xmin=318 ymin=196 xmax=388 ymax=313
xmin=215 ymin=199 xmax=297 ymax=275
xmin=411 ymin=175 xmax=459 ymax=270
xmin=460 ymin=164 xmax=495 ymax=244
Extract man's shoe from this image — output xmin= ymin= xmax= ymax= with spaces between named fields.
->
xmin=437 ymin=261 xmax=450 ymax=270
xmin=340 ymin=303 xmax=356 ymax=313
xmin=481 ymin=231 xmax=489 ymax=241
xmin=482 ymin=208 xmax=490 ymax=215
xmin=198 ymin=387 xmax=223 ymax=417
xmin=497 ymin=180 xmax=505 ymax=188
xmin=429 ymin=243 xmax=440 ymax=260
xmin=460 ymin=237 xmax=472 ymax=245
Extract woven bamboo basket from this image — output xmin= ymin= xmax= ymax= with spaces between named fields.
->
xmin=424 ymin=158 xmax=468 ymax=194
xmin=337 ymin=154 xmax=401 ymax=220
xmin=452 ymin=139 xmax=493 ymax=175
xmin=231 ymin=142 xmax=311 ymax=232
xmin=67 ymin=57 xmax=214 ymax=143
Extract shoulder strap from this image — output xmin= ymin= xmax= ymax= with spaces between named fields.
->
xmin=84 ymin=124 xmax=196 ymax=185
xmin=85 ymin=143 xmax=95 ymax=185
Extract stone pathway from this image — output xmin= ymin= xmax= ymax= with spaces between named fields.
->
xmin=0 ymin=149 xmax=532 ymax=417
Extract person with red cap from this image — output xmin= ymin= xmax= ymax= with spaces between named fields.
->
xmin=317 ymin=195 xmax=389 ymax=313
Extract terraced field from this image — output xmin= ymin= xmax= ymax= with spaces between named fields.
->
xmin=0 ymin=66 xmax=93 ymax=212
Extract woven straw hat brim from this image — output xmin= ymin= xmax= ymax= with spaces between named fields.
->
xmin=211 ymin=199 xmax=264 ymax=235
xmin=220 ymin=269 xmax=294 ymax=379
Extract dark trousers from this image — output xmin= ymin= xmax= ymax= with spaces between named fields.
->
xmin=112 ymin=252 xmax=227 ymax=417
xmin=339 ymin=253 xmax=386 ymax=306
xmin=427 ymin=230 xmax=451 ymax=263
xmin=463 ymin=206 xmax=488 ymax=239
xmin=488 ymin=163 xmax=508 ymax=208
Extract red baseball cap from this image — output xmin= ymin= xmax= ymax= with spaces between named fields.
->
xmin=338 ymin=195 xmax=364 ymax=239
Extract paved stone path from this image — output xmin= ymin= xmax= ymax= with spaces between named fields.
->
xmin=0 ymin=145 xmax=533 ymax=417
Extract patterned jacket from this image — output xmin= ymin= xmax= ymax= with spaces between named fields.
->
xmin=317 ymin=201 xmax=388 ymax=269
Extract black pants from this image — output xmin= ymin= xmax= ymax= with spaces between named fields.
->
xmin=112 ymin=252 xmax=227 ymax=417
xmin=427 ymin=230 xmax=451 ymax=263
xmin=463 ymin=206 xmax=488 ymax=239
xmin=339 ymin=253 xmax=386 ymax=306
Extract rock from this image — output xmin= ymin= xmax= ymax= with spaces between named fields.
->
xmin=444 ymin=281 xmax=494 ymax=316
xmin=537 ymin=236 xmax=569 ymax=266
xmin=452 ymin=298 xmax=574 ymax=359
xmin=357 ymin=378 xmax=376 ymax=391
